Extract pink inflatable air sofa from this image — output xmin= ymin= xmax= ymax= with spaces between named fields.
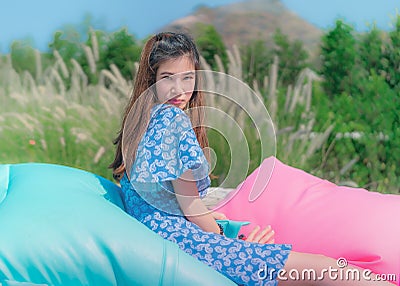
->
xmin=216 ymin=157 xmax=399 ymax=283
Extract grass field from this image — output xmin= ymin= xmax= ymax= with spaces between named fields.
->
xmin=0 ymin=49 xmax=397 ymax=193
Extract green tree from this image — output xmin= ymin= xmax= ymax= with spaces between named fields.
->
xmin=320 ymin=20 xmax=357 ymax=97
xmin=359 ymin=25 xmax=385 ymax=76
xmin=273 ymin=29 xmax=309 ymax=86
xmin=101 ymin=28 xmax=142 ymax=80
xmin=327 ymin=72 xmax=400 ymax=192
xmin=49 ymin=27 xmax=141 ymax=84
xmin=383 ymin=15 xmax=400 ymax=91
xmin=10 ymin=40 xmax=36 ymax=76
xmin=240 ymin=39 xmax=273 ymax=88
xmin=78 ymin=28 xmax=141 ymax=83
xmin=49 ymin=30 xmax=83 ymax=70
xmin=194 ymin=24 xmax=228 ymax=71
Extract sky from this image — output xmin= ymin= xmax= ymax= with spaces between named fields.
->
xmin=0 ymin=0 xmax=399 ymax=53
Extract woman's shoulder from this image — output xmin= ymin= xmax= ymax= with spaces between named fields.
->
xmin=150 ymin=104 xmax=191 ymax=129
xmin=151 ymin=103 xmax=186 ymax=118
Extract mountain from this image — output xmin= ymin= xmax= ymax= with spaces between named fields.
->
xmin=161 ymin=0 xmax=322 ymax=54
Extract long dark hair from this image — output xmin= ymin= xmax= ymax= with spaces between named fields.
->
xmin=109 ymin=32 xmax=209 ymax=180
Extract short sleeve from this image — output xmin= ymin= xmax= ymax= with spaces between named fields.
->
xmin=129 ymin=104 xmax=210 ymax=197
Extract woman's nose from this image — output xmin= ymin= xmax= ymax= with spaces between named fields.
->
xmin=171 ymin=79 xmax=184 ymax=94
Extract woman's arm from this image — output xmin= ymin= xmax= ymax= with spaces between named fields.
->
xmin=172 ymin=170 xmax=276 ymax=244
xmin=172 ymin=170 xmax=221 ymax=234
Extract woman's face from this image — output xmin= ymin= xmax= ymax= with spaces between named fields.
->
xmin=155 ymin=56 xmax=196 ymax=110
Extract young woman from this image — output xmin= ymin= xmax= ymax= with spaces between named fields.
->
xmin=110 ymin=32 xmax=392 ymax=285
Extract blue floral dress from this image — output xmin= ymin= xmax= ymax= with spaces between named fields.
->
xmin=120 ymin=104 xmax=291 ymax=285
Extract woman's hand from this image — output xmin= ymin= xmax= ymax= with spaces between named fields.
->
xmin=245 ymin=225 xmax=275 ymax=244
xmin=210 ymin=211 xmax=227 ymax=220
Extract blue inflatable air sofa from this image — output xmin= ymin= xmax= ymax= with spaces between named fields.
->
xmin=0 ymin=163 xmax=234 ymax=285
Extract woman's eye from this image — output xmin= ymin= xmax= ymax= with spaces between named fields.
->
xmin=184 ymin=76 xmax=194 ymax=80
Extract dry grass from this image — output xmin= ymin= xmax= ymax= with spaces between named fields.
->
xmin=0 ymin=50 xmax=129 ymax=178
xmin=0 ymin=45 xmax=342 ymax=186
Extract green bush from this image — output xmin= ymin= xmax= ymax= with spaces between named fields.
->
xmin=1 ymin=22 xmax=399 ymax=194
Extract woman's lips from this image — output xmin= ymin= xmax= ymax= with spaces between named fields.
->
xmin=168 ymin=98 xmax=183 ymax=105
